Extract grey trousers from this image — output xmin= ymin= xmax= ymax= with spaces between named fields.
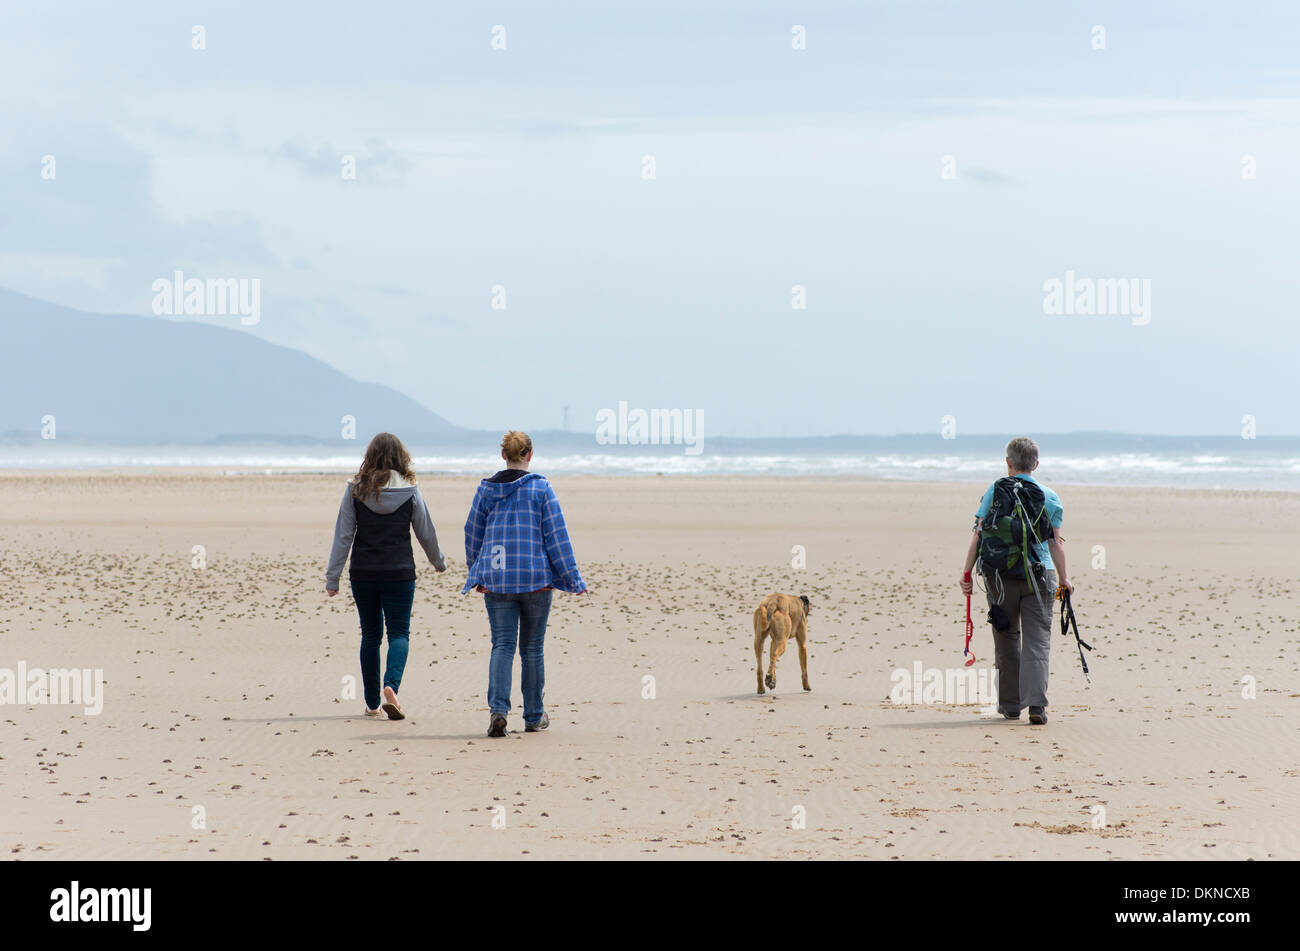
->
xmin=985 ymin=570 xmax=1055 ymax=713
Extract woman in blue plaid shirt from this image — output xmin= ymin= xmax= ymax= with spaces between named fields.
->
xmin=463 ymin=431 xmax=586 ymax=737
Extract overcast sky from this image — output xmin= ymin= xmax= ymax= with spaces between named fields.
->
xmin=3 ymin=1 xmax=1298 ymax=437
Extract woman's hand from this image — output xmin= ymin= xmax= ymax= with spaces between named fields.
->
xmin=326 ymin=589 xmax=338 ymax=598
xmin=958 ymin=573 xmax=973 ymax=597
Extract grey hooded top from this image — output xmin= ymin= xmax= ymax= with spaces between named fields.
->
xmin=326 ymin=471 xmax=446 ymax=589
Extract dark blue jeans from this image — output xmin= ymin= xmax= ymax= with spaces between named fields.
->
xmin=484 ymin=589 xmax=552 ymax=724
xmin=351 ymin=579 xmax=416 ymax=711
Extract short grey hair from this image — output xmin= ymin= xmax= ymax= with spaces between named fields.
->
xmin=1006 ymin=436 xmax=1039 ymax=472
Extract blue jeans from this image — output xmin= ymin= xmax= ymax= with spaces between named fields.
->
xmin=351 ymin=579 xmax=416 ymax=710
xmin=484 ymin=589 xmax=552 ymax=724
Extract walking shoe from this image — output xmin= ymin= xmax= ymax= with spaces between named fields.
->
xmin=1028 ymin=707 xmax=1048 ymax=725
xmin=525 ymin=713 xmax=549 ymax=733
xmin=1002 ymin=710 xmax=1021 ymax=720
xmin=487 ymin=713 xmax=508 ymax=738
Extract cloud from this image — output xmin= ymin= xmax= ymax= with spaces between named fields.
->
xmin=964 ymin=166 xmax=1015 ymax=186
xmin=272 ymin=137 xmax=410 ymax=180
xmin=0 ymin=126 xmax=274 ymax=267
xmin=0 ymin=125 xmax=276 ymax=318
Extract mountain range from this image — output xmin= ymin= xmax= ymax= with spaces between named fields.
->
xmin=0 ymin=289 xmax=462 ymax=442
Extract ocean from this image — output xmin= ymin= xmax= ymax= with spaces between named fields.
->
xmin=3 ymin=435 xmax=1299 ymax=491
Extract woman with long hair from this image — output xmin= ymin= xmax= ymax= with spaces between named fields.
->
xmin=463 ymin=431 xmax=586 ymax=737
xmin=327 ymin=432 xmax=446 ymax=720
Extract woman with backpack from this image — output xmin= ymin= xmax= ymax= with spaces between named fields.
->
xmin=326 ymin=432 xmax=446 ymax=720
xmin=959 ymin=436 xmax=1070 ymax=725
xmin=463 ymin=431 xmax=586 ymax=738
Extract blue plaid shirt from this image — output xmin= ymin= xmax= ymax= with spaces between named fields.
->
xmin=462 ymin=472 xmax=586 ymax=594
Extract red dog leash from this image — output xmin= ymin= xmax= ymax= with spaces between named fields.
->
xmin=962 ymin=571 xmax=977 ymax=666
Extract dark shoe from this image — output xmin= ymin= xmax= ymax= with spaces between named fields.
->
xmin=381 ymin=686 xmax=404 ymax=721
xmin=1028 ymin=707 xmax=1047 ymax=725
xmin=525 ymin=713 xmax=549 ymax=733
xmin=487 ymin=714 xmax=508 ymax=738
xmin=1002 ymin=710 xmax=1021 ymax=720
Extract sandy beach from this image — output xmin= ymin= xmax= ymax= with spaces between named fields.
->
xmin=1 ymin=472 xmax=1296 ymax=860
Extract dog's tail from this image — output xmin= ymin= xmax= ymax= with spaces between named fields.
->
xmin=765 ymin=602 xmax=777 ymax=624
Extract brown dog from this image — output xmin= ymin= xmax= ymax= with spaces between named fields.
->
xmin=752 ymin=593 xmax=811 ymax=695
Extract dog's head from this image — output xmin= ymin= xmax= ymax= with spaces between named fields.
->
xmin=800 ymin=595 xmax=810 ymax=616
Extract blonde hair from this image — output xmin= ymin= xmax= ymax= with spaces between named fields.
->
xmin=501 ymin=430 xmax=533 ymax=464
xmin=1006 ymin=436 xmax=1039 ymax=473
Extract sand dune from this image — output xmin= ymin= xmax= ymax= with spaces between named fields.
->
xmin=1 ymin=472 xmax=1296 ymax=860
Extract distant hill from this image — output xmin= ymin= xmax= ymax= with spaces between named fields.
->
xmin=0 ymin=289 xmax=464 ymax=442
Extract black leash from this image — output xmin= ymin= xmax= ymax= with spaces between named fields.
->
xmin=1057 ymin=588 xmax=1093 ymax=683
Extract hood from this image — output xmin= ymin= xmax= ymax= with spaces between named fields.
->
xmin=351 ymin=470 xmax=420 ymax=514
xmin=477 ymin=470 xmax=543 ymax=504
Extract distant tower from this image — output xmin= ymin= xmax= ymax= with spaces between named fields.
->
xmin=562 ymin=405 xmax=570 ymax=432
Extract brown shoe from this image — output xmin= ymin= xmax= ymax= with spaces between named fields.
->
xmin=381 ymin=686 xmax=405 ymax=721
